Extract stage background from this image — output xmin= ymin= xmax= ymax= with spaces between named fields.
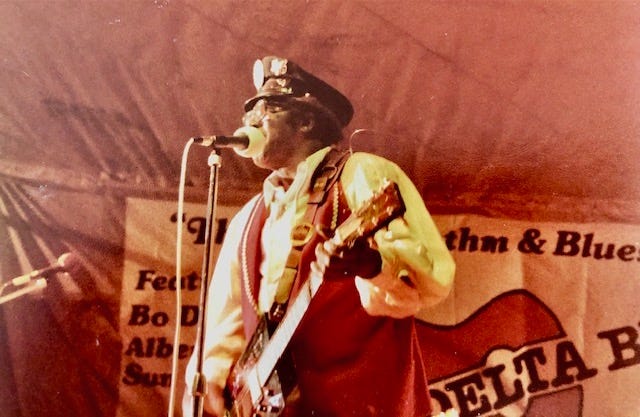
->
xmin=1 ymin=1 xmax=639 ymax=416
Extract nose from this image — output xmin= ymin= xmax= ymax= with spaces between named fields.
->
xmin=242 ymin=111 xmax=263 ymax=128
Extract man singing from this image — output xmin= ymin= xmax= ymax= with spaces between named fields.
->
xmin=184 ymin=56 xmax=455 ymax=417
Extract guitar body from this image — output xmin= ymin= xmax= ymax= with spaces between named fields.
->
xmin=225 ymin=317 xmax=296 ymax=417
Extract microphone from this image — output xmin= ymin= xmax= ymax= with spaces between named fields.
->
xmin=192 ymin=126 xmax=266 ymax=158
xmin=193 ymin=135 xmax=248 ymax=148
xmin=9 ymin=252 xmax=81 ymax=287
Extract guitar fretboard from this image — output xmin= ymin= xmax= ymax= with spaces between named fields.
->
xmin=254 ymin=278 xmax=314 ymax=382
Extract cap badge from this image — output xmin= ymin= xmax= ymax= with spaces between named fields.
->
xmin=269 ymin=58 xmax=288 ymax=76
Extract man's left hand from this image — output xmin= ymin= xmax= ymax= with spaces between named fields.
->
xmin=311 ymin=238 xmax=382 ymax=281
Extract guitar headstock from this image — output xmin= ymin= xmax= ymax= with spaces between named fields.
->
xmin=334 ymin=179 xmax=406 ymax=249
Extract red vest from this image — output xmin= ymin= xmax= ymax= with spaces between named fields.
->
xmin=238 ymin=153 xmax=432 ymax=417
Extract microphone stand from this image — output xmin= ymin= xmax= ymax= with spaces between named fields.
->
xmin=191 ymin=149 xmax=222 ymax=417
xmin=0 ymin=279 xmax=47 ymax=305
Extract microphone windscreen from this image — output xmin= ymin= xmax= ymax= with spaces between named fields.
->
xmin=232 ymin=126 xmax=266 ymax=158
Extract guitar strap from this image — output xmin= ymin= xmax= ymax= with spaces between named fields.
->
xmin=240 ymin=149 xmax=350 ymax=335
xmin=267 ymin=148 xmax=351 ymax=323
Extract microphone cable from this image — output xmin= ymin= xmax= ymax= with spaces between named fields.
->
xmin=167 ymin=137 xmax=196 ymax=417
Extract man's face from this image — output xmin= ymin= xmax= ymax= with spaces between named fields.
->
xmin=242 ymin=98 xmax=305 ymax=172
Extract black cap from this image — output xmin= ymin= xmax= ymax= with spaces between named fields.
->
xmin=244 ymin=56 xmax=354 ymax=127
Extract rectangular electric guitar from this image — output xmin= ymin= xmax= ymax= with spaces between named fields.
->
xmin=224 ymin=180 xmax=406 ymax=417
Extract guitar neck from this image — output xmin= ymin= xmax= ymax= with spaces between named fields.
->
xmin=254 ymin=279 xmax=314 ymax=381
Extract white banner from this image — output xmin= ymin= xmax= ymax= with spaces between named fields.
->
xmin=117 ymin=199 xmax=640 ymax=417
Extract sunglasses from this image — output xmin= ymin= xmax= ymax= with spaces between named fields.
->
xmin=242 ymin=99 xmax=289 ymax=126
